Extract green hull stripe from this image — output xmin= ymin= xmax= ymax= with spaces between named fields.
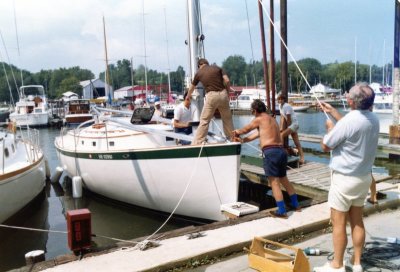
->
xmin=56 ymin=144 xmax=241 ymax=160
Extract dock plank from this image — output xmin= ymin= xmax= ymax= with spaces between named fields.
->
xmin=241 ymin=160 xmax=394 ymax=202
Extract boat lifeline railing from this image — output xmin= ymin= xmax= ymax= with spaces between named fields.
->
xmin=23 ymin=128 xmax=41 ymax=163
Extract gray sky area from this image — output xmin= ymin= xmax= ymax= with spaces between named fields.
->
xmin=0 ymin=0 xmax=396 ymax=77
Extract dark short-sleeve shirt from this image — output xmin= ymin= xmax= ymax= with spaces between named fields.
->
xmin=192 ymin=65 xmax=226 ymax=93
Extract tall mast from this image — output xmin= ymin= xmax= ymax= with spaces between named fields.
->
xmin=258 ymin=0 xmax=270 ymax=110
xmin=269 ymin=0 xmax=276 ymax=113
xmin=383 ymin=39 xmax=386 ymax=86
xmin=142 ymin=0 xmax=148 ymax=101
xmin=354 ymin=37 xmax=357 ymax=85
xmin=186 ymin=0 xmax=204 ymax=79
xmin=164 ymin=6 xmax=172 ymax=102
xmin=103 ymin=16 xmax=110 ymax=98
xmin=186 ymin=0 xmax=205 ymax=121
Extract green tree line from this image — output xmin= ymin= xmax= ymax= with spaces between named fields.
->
xmin=221 ymin=55 xmax=392 ymax=93
xmin=0 ymin=56 xmax=391 ymax=102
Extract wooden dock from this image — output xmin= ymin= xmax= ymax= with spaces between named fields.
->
xmin=241 ymin=161 xmax=392 ymax=203
xmin=298 ymin=133 xmax=400 ymax=155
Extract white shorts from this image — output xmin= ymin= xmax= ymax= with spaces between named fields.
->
xmin=289 ymin=122 xmax=299 ymax=132
xmin=328 ymin=171 xmax=372 ymax=212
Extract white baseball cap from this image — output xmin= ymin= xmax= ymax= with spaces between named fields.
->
xmin=155 ymin=101 xmax=161 ymax=106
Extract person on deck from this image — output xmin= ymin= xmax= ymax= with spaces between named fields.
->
xmin=186 ymin=58 xmax=234 ymax=144
xmin=232 ymin=99 xmax=301 ymax=218
xmin=277 ymin=94 xmax=305 ymax=164
xmin=173 ymin=92 xmax=198 ymax=145
xmin=154 ymin=101 xmax=162 ymax=117
xmin=315 ymin=83 xmax=379 ymax=272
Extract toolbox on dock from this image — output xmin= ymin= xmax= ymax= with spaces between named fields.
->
xmin=247 ymin=237 xmax=310 ymax=272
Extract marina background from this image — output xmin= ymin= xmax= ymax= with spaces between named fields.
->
xmin=0 ymin=110 xmax=398 ymax=271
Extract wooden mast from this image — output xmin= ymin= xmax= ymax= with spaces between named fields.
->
xmin=258 ymin=0 xmax=270 ymax=110
xmin=269 ymin=0 xmax=276 ymax=114
xmin=280 ymin=0 xmax=288 ymax=101
xmin=102 ymin=16 xmax=110 ymax=100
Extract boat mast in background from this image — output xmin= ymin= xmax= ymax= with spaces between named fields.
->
xmin=383 ymin=39 xmax=386 ymax=86
xmin=354 ymin=37 xmax=357 ymax=84
xmin=102 ymin=16 xmax=111 ymax=100
xmin=142 ymin=0 xmax=149 ymax=102
xmin=163 ymin=6 xmax=172 ymax=102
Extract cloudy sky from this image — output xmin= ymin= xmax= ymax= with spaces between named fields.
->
xmin=0 ymin=0 xmax=396 ymax=78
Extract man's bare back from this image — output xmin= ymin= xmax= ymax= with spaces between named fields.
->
xmin=254 ymin=112 xmax=282 ymax=148
xmin=233 ymin=112 xmax=282 ymax=148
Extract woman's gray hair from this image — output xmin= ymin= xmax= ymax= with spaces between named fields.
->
xmin=348 ymin=83 xmax=375 ymax=110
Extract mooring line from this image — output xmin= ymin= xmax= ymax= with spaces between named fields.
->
xmin=132 ymin=142 xmax=207 ymax=249
xmin=257 ymin=0 xmax=330 ymax=121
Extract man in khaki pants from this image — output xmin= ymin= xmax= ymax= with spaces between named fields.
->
xmin=187 ymin=58 xmax=234 ymax=144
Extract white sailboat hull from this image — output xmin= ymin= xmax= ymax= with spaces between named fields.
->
xmin=0 ymin=148 xmax=46 ymax=223
xmin=55 ymin=124 xmax=241 ymax=221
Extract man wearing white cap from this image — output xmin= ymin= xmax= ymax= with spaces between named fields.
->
xmin=154 ymin=101 xmax=162 ymax=117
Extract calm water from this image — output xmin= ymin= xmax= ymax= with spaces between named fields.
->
xmin=0 ymin=111 xmax=398 ymax=271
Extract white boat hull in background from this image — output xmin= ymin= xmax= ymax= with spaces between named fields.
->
xmin=10 ymin=112 xmax=49 ymax=127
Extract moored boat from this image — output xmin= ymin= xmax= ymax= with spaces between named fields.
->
xmin=55 ymin=113 xmax=241 ymax=221
xmin=54 ymin=0 xmax=242 ymax=221
xmin=9 ymin=85 xmax=50 ymax=127
xmin=0 ymin=126 xmax=46 ymax=223
xmin=63 ymin=99 xmax=93 ymax=125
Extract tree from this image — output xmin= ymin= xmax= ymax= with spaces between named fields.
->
xmin=55 ymin=76 xmax=82 ymax=98
xmin=222 ymin=55 xmax=247 ymax=86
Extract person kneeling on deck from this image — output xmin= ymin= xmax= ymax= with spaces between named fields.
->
xmin=232 ymin=99 xmax=301 ymax=218
xmin=173 ymin=92 xmax=198 ymax=145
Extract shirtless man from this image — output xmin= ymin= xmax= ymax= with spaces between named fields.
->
xmin=232 ymin=99 xmax=301 ymax=218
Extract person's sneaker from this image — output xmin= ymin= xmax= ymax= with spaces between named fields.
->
xmin=344 ymin=258 xmax=363 ymax=272
xmin=313 ymin=262 xmax=345 ymax=272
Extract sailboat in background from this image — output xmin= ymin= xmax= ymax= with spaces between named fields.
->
xmin=55 ymin=0 xmax=241 ymax=221
xmin=0 ymin=127 xmax=46 ymax=223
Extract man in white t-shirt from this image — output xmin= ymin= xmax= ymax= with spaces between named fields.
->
xmin=278 ymin=94 xmax=305 ymax=164
xmin=314 ymin=83 xmax=379 ymax=272
xmin=173 ymin=92 xmax=198 ymax=145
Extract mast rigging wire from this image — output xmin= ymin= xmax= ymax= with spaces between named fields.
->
xmin=257 ymin=0 xmax=330 ymax=120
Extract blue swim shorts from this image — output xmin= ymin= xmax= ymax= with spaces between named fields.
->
xmin=262 ymin=147 xmax=287 ymax=177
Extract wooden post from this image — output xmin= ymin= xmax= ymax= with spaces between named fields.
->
xmin=269 ymin=0 xmax=276 ymax=114
xmin=390 ymin=0 xmax=400 ymax=145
